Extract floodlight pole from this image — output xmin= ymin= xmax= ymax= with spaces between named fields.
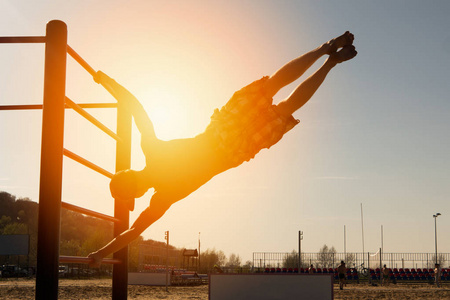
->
xmin=165 ymin=231 xmax=169 ymax=292
xmin=198 ymin=232 xmax=201 ymax=270
xmin=433 ymin=213 xmax=441 ymax=265
xmin=298 ymin=231 xmax=303 ymax=270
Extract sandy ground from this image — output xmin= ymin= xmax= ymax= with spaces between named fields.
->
xmin=1 ymin=278 xmax=450 ymax=299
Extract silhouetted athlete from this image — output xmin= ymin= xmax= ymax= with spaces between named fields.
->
xmin=88 ymin=32 xmax=357 ymax=266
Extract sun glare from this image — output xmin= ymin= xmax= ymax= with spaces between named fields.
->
xmin=143 ymin=89 xmax=193 ymax=141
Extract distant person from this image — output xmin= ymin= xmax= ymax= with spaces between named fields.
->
xmin=382 ymin=264 xmax=390 ymax=286
xmin=308 ymin=264 xmax=314 ymax=274
xmin=214 ymin=265 xmax=224 ymax=273
xmin=88 ymin=32 xmax=357 ymax=266
xmin=434 ymin=263 xmax=441 ymax=287
xmin=337 ymin=261 xmax=346 ymax=290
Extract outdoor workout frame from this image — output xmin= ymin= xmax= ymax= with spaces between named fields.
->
xmin=0 ymin=20 xmax=132 ymax=299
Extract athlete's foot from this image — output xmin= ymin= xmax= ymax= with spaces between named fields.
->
xmin=324 ymin=31 xmax=354 ymax=54
xmin=329 ymin=45 xmax=357 ymax=64
xmin=87 ymin=251 xmax=103 ymax=268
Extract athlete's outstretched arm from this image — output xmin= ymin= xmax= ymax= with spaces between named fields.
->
xmin=265 ymin=32 xmax=354 ymax=98
xmin=94 ymin=71 xmax=157 ymax=140
xmin=88 ymin=192 xmax=171 ymax=267
xmin=276 ymin=45 xmax=357 ymax=116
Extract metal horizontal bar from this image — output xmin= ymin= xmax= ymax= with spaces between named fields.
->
xmin=0 ymin=103 xmax=117 ymax=110
xmin=65 ymin=97 xmax=122 ymax=142
xmin=67 ymin=45 xmax=96 ymax=77
xmin=0 ymin=104 xmax=43 ymax=110
xmin=59 ymin=255 xmax=121 ymax=265
xmin=0 ymin=36 xmax=45 ymax=43
xmin=63 ymin=148 xmax=114 ymax=179
xmin=76 ymin=103 xmax=118 ymax=109
xmin=61 ymin=201 xmax=121 ymax=224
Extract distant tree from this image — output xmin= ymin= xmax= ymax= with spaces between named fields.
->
xmin=81 ymin=230 xmax=113 ymax=256
xmin=128 ymin=236 xmax=144 ymax=272
xmin=243 ymin=260 xmax=252 ymax=269
xmin=226 ymin=253 xmax=241 ymax=269
xmin=345 ymin=253 xmax=356 ymax=268
xmin=427 ymin=254 xmax=447 ymax=269
xmin=317 ymin=244 xmax=337 ymax=268
xmin=60 ymin=239 xmax=81 ymax=256
xmin=2 ymin=222 xmax=27 ymax=234
xmin=0 ymin=191 xmax=240 ymax=275
xmin=0 ymin=192 xmax=16 ymax=218
xmin=199 ymin=248 xmax=226 ymax=273
xmin=0 ymin=215 xmax=12 ymax=232
xmin=283 ymin=250 xmax=299 ymax=269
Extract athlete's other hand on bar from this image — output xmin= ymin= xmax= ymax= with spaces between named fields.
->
xmin=93 ymin=71 xmax=107 ymax=84
xmin=92 ymin=70 xmax=132 ymax=103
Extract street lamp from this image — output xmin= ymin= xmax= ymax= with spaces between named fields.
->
xmin=433 ymin=213 xmax=441 ymax=265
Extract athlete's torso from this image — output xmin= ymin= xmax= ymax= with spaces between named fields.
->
xmin=140 ymin=132 xmax=228 ymax=199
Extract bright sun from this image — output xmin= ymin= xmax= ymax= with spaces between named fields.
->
xmin=142 ymin=89 xmax=192 ymax=141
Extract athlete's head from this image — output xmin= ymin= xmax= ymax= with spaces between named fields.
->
xmin=109 ymin=169 xmax=138 ymax=200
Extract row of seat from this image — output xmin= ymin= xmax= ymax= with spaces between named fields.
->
xmin=263 ymin=267 xmax=450 ymax=278
xmin=392 ymin=268 xmax=448 ymax=273
xmin=263 ymin=267 xmax=358 ymax=275
xmin=375 ymin=273 xmax=450 ymax=281
xmin=370 ymin=268 xmax=449 ymax=276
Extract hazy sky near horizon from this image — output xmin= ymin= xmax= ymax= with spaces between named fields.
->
xmin=1 ymin=0 xmax=450 ymax=264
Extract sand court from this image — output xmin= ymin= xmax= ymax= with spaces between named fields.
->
xmin=1 ymin=278 xmax=450 ymax=299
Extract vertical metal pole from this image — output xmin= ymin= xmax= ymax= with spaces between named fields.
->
xmin=112 ymin=101 xmax=132 ymax=300
xmin=379 ymin=248 xmax=382 ymax=270
xmin=35 ymin=20 xmax=67 ymax=300
xmin=298 ymin=231 xmax=303 ymax=270
xmin=360 ymin=203 xmax=365 ymax=266
xmin=381 ymin=225 xmax=384 ymax=255
xmin=165 ymin=231 xmax=169 ymax=291
xmin=434 ymin=216 xmax=438 ymax=265
xmin=344 ymin=225 xmax=346 ymax=261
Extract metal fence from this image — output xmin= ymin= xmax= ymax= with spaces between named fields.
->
xmin=138 ymin=244 xmax=182 ymax=271
xmin=253 ymin=252 xmax=450 ymax=270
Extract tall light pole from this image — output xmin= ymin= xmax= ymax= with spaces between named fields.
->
xmin=361 ymin=203 xmax=365 ymax=265
xmin=298 ymin=231 xmax=303 ymax=270
xmin=433 ymin=213 xmax=441 ymax=265
xmin=165 ymin=231 xmax=169 ymax=292
xmin=344 ymin=225 xmax=346 ymax=260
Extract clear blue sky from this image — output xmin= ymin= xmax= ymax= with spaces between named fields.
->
xmin=1 ymin=0 xmax=450 ymax=264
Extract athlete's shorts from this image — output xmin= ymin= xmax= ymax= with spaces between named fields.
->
xmin=205 ymin=76 xmax=299 ymax=168
xmin=339 ymin=274 xmax=346 ymax=280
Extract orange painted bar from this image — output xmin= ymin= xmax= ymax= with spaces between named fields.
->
xmin=0 ymin=36 xmax=45 ymax=43
xmin=0 ymin=103 xmax=117 ymax=110
xmin=67 ymin=45 xmax=96 ymax=77
xmin=61 ymin=202 xmax=121 ymax=224
xmin=63 ymin=148 xmax=114 ymax=179
xmin=65 ymin=97 xmax=122 ymax=142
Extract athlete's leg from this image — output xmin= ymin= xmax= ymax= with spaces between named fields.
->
xmin=276 ymin=45 xmax=357 ymax=116
xmin=88 ymin=192 xmax=173 ymax=267
xmin=265 ymin=32 xmax=354 ymax=98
